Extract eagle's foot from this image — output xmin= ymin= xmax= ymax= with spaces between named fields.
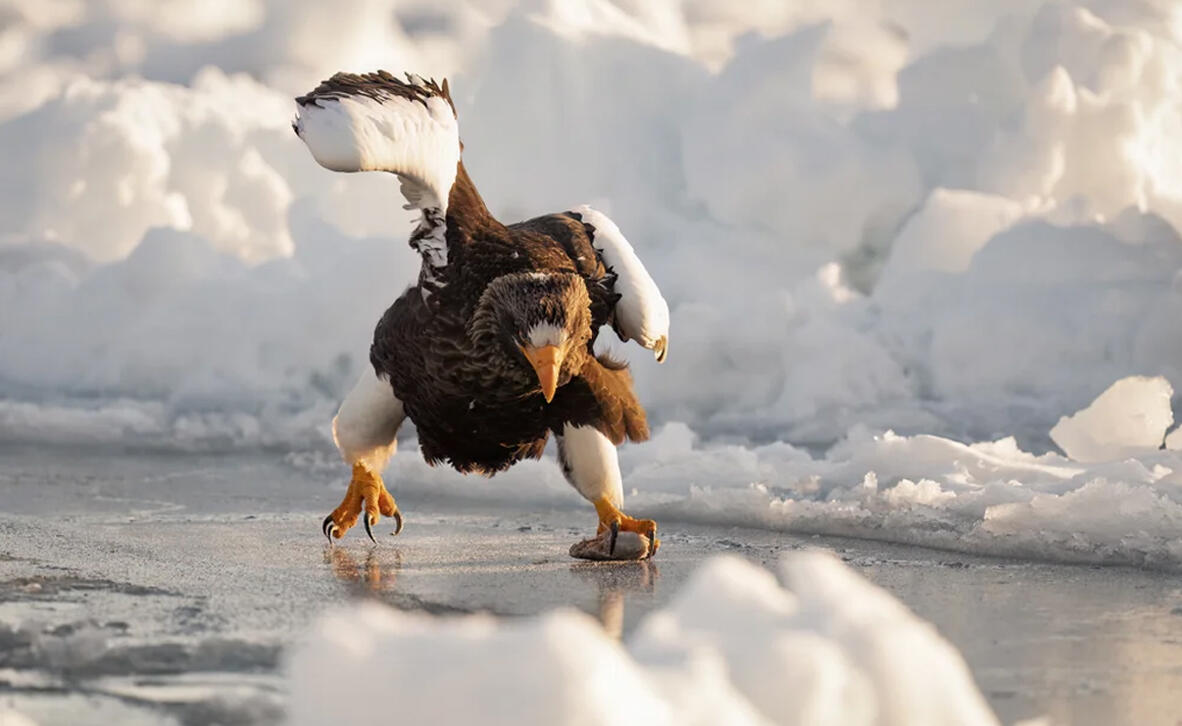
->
xmin=593 ymin=497 xmax=659 ymax=559
xmin=322 ymin=464 xmax=402 ymax=543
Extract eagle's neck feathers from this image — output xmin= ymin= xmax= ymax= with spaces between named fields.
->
xmin=411 ymin=160 xmax=496 ymax=302
xmin=445 ymin=160 xmax=494 ymax=232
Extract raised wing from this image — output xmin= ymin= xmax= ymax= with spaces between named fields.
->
xmin=568 ymin=206 xmax=669 ymax=362
xmin=292 ymin=71 xmax=460 ymax=213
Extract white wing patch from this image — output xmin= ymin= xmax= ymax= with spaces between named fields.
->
xmin=293 ymin=80 xmax=460 ymax=212
xmin=571 ymin=205 xmax=670 ymax=362
xmin=294 ymin=73 xmax=460 ymax=301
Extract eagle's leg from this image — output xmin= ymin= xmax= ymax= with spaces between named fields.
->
xmin=323 ymin=367 xmax=406 ymax=542
xmin=557 ymin=423 xmax=659 ymax=558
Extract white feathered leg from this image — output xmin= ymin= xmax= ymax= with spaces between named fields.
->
xmin=324 ymin=366 xmax=406 ymax=542
xmin=557 ymin=423 xmax=658 ymax=558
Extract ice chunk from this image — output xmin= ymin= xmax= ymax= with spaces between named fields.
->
xmin=1050 ymin=376 xmax=1174 ymax=462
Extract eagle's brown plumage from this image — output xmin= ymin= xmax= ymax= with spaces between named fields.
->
xmin=370 ymin=161 xmax=649 ymax=474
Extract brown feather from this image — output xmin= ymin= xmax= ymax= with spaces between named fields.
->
xmin=369 ymin=158 xmax=647 ymax=473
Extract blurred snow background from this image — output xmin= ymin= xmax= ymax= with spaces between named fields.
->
xmin=4 ymin=0 xmax=1182 ymax=567
xmin=289 ymin=552 xmax=999 ymax=726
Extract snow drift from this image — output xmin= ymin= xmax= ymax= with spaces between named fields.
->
xmin=3 ymin=1 xmax=1182 ymax=567
xmin=287 ymin=552 xmax=998 ymax=726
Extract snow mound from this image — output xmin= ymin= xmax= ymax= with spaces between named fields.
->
xmin=288 ymin=603 xmax=667 ymax=725
xmin=618 ymin=419 xmax=1182 ymax=570
xmin=1050 ymin=375 xmax=1174 ymax=462
xmin=287 ymin=553 xmax=997 ymax=726
xmin=0 ymin=69 xmax=296 ymax=263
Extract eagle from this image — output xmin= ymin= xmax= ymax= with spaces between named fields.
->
xmin=292 ymin=71 xmax=669 ymax=559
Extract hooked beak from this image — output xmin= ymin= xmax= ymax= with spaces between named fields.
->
xmin=519 ymin=344 xmax=563 ymax=402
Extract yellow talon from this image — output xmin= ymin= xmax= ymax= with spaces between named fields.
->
xmin=593 ymin=496 xmax=659 ymax=557
xmin=322 ymin=464 xmax=401 ymax=542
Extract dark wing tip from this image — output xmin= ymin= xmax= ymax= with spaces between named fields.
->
xmin=296 ymin=70 xmax=457 ymax=117
xmin=440 ymin=77 xmax=456 ymax=115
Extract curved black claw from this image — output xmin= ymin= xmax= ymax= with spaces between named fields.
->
xmin=322 ymin=514 xmax=337 ymax=544
xmin=363 ymin=512 xmax=377 ymax=544
xmin=391 ymin=509 xmax=404 ymax=536
xmin=609 ymin=520 xmax=620 ymax=557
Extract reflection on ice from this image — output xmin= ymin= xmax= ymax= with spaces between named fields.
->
xmin=325 ymin=546 xmax=402 ymax=595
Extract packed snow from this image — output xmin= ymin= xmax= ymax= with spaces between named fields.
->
xmin=4 ymin=0 xmax=1182 ymax=570
xmin=287 ymin=552 xmax=998 ymax=726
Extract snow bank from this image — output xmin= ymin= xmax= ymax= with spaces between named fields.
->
xmin=287 ymin=553 xmax=997 ymax=726
xmin=618 ymin=377 xmax=1182 ymax=570
xmin=626 ymin=422 xmax=1182 ymax=570
xmin=6 ymin=0 xmax=1182 ymax=447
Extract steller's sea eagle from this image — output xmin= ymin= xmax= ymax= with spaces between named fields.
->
xmin=292 ymin=71 xmax=669 ymax=559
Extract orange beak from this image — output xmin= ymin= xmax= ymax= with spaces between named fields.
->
xmin=520 ymin=344 xmax=563 ymax=402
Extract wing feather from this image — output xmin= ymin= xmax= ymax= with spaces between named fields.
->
xmin=570 ymin=206 xmax=670 ymax=362
xmin=292 ymin=71 xmax=460 ymax=211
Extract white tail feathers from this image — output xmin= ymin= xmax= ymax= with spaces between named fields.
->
xmin=293 ymin=72 xmax=461 ymax=211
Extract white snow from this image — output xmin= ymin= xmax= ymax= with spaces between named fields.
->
xmin=620 ymin=419 xmax=1182 ymax=570
xmin=4 ymin=1 xmax=1182 ymax=571
xmin=287 ymin=552 xmax=998 ymax=726
xmin=0 ymin=711 xmax=39 ymax=726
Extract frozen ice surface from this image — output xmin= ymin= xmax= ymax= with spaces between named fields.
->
xmin=288 ymin=553 xmax=996 ymax=726
xmin=1 ymin=451 xmax=1181 ymax=726
xmin=1050 ymin=376 xmax=1174 ymax=462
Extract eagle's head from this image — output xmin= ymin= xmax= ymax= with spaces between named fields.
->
xmin=478 ymin=271 xmax=593 ymax=402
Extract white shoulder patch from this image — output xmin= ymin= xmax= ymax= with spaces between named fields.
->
xmin=571 ymin=205 xmax=670 ymax=362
